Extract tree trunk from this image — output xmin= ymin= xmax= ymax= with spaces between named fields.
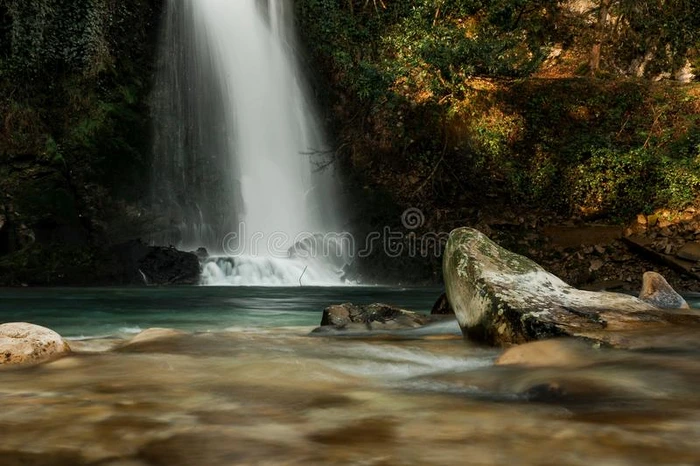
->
xmin=589 ymin=0 xmax=612 ymax=76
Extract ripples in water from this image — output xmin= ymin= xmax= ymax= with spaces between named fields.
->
xmin=1 ymin=328 xmax=700 ymax=466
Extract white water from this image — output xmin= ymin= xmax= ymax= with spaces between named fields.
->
xmin=153 ymin=0 xmax=347 ymax=286
xmin=201 ymin=255 xmax=344 ymax=287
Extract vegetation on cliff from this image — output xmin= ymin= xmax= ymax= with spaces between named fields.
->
xmin=296 ymin=0 xmax=699 ymax=219
xmin=0 ymin=0 xmax=162 ymax=284
xmin=294 ymin=0 xmax=699 ymax=283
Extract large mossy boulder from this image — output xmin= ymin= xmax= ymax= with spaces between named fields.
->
xmin=0 ymin=323 xmax=71 ymax=367
xmin=443 ymin=228 xmax=699 ymax=346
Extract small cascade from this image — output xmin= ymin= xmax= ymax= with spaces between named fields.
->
xmin=201 ymin=256 xmax=343 ymax=287
xmin=151 ymin=0 xmax=349 ymax=286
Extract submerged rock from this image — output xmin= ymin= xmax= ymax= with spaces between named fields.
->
xmin=442 ymin=228 xmax=699 ymax=347
xmin=0 ymin=322 xmax=70 ymax=367
xmin=495 ymin=339 xmax=596 ymax=369
xmin=125 ymin=328 xmax=187 ymax=346
xmin=313 ymin=303 xmax=436 ymax=333
xmin=639 ymin=271 xmax=689 ymax=309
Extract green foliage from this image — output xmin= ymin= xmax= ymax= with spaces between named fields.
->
xmin=2 ymin=0 xmax=109 ymax=78
xmin=604 ymin=0 xmax=700 ymax=77
xmin=501 ymin=81 xmax=700 ymax=216
xmin=567 ymin=139 xmax=700 ymax=218
xmin=0 ymin=0 xmax=161 ymax=253
xmin=42 ymin=136 xmax=65 ymax=166
xmin=658 ymin=130 xmax=700 ymax=207
xmin=297 ymin=0 xmax=559 ymax=108
xmin=570 ymin=147 xmax=659 ymax=216
xmin=297 ymin=0 xmax=700 ymax=222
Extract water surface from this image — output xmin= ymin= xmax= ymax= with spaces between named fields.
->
xmin=1 ymin=287 xmax=699 ymax=465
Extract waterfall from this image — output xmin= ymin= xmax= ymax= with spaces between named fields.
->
xmin=151 ymin=0 xmax=348 ymax=286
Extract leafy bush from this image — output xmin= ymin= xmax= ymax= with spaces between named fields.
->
xmin=297 ymin=0 xmax=700 ymax=222
xmin=569 ymin=147 xmax=660 ymax=217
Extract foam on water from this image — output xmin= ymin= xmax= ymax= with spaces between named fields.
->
xmin=201 ymin=255 xmax=345 ymax=286
xmin=326 ymin=343 xmax=494 ymax=381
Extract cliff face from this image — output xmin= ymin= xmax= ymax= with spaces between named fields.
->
xmin=0 ymin=0 xmax=164 ymax=285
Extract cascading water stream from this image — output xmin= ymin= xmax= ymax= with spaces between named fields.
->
xmin=151 ymin=0 xmax=349 ymax=286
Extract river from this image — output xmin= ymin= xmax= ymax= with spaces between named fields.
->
xmin=0 ymin=287 xmax=699 ymax=465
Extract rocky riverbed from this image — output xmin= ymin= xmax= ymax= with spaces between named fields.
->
xmin=475 ymin=206 xmax=700 ymax=293
xmin=0 ymin=325 xmax=699 ymax=466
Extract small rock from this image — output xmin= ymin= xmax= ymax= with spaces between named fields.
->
xmin=0 ymin=323 xmax=71 ymax=367
xmin=496 ymin=339 xmax=594 ymax=368
xmin=639 ymin=271 xmax=689 ymax=309
xmin=636 ymin=214 xmax=647 ymax=225
xmin=589 ymin=259 xmax=604 ymax=272
xmin=195 ymin=247 xmax=209 ymax=260
xmin=320 ymin=304 xmax=353 ymax=327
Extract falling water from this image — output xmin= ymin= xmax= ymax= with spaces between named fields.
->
xmin=151 ymin=0 xmax=348 ymax=285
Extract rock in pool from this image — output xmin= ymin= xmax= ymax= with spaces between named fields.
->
xmin=0 ymin=322 xmax=70 ymax=367
xmin=443 ymin=227 xmax=699 ymax=347
xmin=639 ymin=271 xmax=689 ymax=309
xmin=313 ymin=303 xmax=439 ymax=334
xmin=495 ymin=339 xmax=596 ymax=369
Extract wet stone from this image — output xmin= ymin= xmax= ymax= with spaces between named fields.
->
xmin=639 ymin=271 xmax=689 ymax=309
xmin=314 ymin=303 xmax=436 ymax=333
xmin=0 ymin=323 xmax=70 ymax=367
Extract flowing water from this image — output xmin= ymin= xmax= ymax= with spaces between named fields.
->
xmin=1 ymin=288 xmax=700 ymax=465
xmin=151 ymin=0 xmax=346 ymax=286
